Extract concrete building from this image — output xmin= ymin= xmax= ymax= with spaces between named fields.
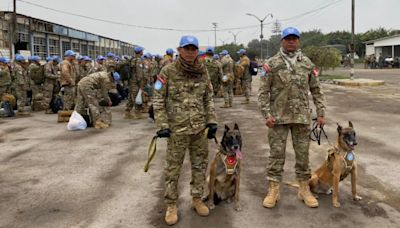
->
xmin=0 ymin=11 xmax=135 ymax=59
xmin=364 ymin=34 xmax=400 ymax=59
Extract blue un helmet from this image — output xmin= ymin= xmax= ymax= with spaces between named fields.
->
xmin=166 ymin=48 xmax=174 ymax=55
xmin=281 ymin=27 xmax=301 ymax=39
xmin=112 ymin=72 xmax=121 ymax=81
xmin=52 ymin=55 xmax=61 ymax=63
xmin=220 ymin=50 xmax=229 ymax=56
xmin=179 ymin=35 xmax=199 ymax=49
xmin=107 ymin=52 xmax=114 ymax=58
xmin=15 ymin=54 xmax=26 ymax=62
xmin=0 ymin=57 xmax=7 ymax=63
xmin=96 ymin=55 xmax=105 ymax=61
xmin=213 ymin=54 xmax=220 ymax=60
xmin=237 ymin=49 xmax=246 ymax=55
xmin=64 ymin=50 xmax=76 ymax=57
xmin=206 ymin=46 xmax=214 ymax=54
xmin=134 ymin=46 xmax=144 ymax=53
xmin=46 ymin=56 xmax=53 ymax=62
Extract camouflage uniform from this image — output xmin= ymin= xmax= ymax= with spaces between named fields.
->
xmin=161 ymin=55 xmax=174 ymax=68
xmin=204 ymin=56 xmax=222 ymax=96
xmin=12 ymin=63 xmax=28 ymax=112
xmin=60 ymin=59 xmax=77 ymax=110
xmin=75 ymin=71 xmax=114 ymax=126
xmin=239 ymin=55 xmax=251 ymax=101
xmin=258 ymin=50 xmax=326 ymax=182
xmin=95 ymin=63 xmax=107 ymax=72
xmin=125 ymin=56 xmax=143 ymax=115
xmin=153 ymin=60 xmax=217 ymax=205
xmin=0 ymin=63 xmax=12 ymax=96
xmin=142 ymin=58 xmax=155 ymax=111
xmin=105 ymin=58 xmax=117 ymax=72
xmin=42 ymin=61 xmax=59 ymax=111
xmin=27 ymin=62 xmax=42 ymax=97
xmin=221 ymin=55 xmax=234 ymax=106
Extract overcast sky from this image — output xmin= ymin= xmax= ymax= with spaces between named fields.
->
xmin=1 ymin=0 xmax=399 ymax=54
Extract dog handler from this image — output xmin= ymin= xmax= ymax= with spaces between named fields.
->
xmin=258 ymin=27 xmax=326 ymax=208
xmin=153 ymin=35 xmax=218 ymax=225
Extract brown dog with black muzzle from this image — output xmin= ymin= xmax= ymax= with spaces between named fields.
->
xmin=206 ymin=123 xmax=242 ymax=211
xmin=309 ymin=121 xmax=362 ymax=207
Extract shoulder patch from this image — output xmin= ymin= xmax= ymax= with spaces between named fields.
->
xmin=312 ymin=67 xmax=319 ymax=77
xmin=154 ymin=75 xmax=167 ymax=90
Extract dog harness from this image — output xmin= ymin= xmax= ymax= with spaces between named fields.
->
xmin=326 ymin=148 xmax=355 ymax=181
xmin=220 ymin=153 xmax=238 ymax=175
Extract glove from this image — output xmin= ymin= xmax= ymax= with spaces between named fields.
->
xmin=206 ymin=123 xmax=218 ymax=139
xmin=157 ymin=128 xmax=171 ymax=138
xmin=98 ymin=99 xmax=109 ymax=106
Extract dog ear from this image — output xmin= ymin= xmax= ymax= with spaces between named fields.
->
xmin=234 ymin=123 xmax=239 ymax=130
xmin=348 ymin=121 xmax=354 ymax=129
xmin=337 ymin=123 xmax=342 ymax=134
xmin=225 ymin=125 xmax=230 ymax=132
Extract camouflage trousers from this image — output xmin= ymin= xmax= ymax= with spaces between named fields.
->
xmin=14 ymin=85 xmax=27 ymax=112
xmin=63 ymin=86 xmax=76 ymax=110
xmin=0 ymin=86 xmax=10 ymax=97
xmin=125 ymin=80 xmax=139 ymax=112
xmin=42 ymin=80 xmax=57 ymax=110
xmin=267 ymin=124 xmax=311 ymax=182
xmin=222 ymin=82 xmax=233 ymax=105
xmin=30 ymin=80 xmax=42 ymax=97
xmin=75 ymin=85 xmax=111 ymax=125
xmin=243 ymin=79 xmax=252 ymax=100
xmin=165 ymin=130 xmax=209 ymax=204
xmin=211 ymin=80 xmax=220 ymax=96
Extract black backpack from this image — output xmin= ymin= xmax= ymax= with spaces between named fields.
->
xmin=50 ymin=95 xmax=64 ymax=113
xmin=1 ymin=101 xmax=15 ymax=117
xmin=249 ymin=61 xmax=258 ymax=76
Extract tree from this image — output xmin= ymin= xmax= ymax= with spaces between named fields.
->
xmin=303 ymin=46 xmax=342 ymax=74
xmin=215 ymin=43 xmax=244 ymax=61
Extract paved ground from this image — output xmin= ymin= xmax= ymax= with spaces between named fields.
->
xmin=1 ymin=67 xmax=399 ymax=228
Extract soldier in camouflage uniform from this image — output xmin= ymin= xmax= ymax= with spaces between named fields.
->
xmin=43 ymin=56 xmax=60 ymax=113
xmin=60 ymin=50 xmax=77 ymax=110
xmin=105 ymin=52 xmax=117 ymax=73
xmin=75 ymin=71 xmax=118 ymax=129
xmin=153 ymin=35 xmax=217 ymax=225
xmin=258 ymin=27 xmax=326 ymax=208
xmin=220 ymin=50 xmax=234 ymax=108
xmin=160 ymin=48 xmax=174 ymax=68
xmin=204 ymin=47 xmax=222 ymax=97
xmin=141 ymin=52 xmax=155 ymax=112
xmin=27 ymin=56 xmax=43 ymax=101
xmin=95 ymin=55 xmax=106 ymax=72
xmin=12 ymin=55 xmax=30 ymax=115
xmin=0 ymin=57 xmax=12 ymax=97
xmin=237 ymin=49 xmax=251 ymax=104
xmin=124 ymin=46 xmax=144 ymax=119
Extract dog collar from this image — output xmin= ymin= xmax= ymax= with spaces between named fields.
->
xmin=220 ymin=154 xmax=238 ymax=175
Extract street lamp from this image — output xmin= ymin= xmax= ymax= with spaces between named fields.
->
xmin=212 ymin=22 xmax=218 ymax=48
xmin=219 ymin=38 xmax=229 ymax=46
xmin=246 ymin=12 xmax=273 ymax=60
xmin=228 ymin=31 xmax=241 ymax=45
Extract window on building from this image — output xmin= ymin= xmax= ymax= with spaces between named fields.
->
xmin=88 ymin=45 xmax=95 ymax=59
xmin=62 ymin=41 xmax=71 ymax=56
xmin=72 ymin=42 xmax=79 ymax=53
xmin=33 ymin=36 xmax=46 ymax=59
xmin=80 ymin=44 xmax=88 ymax=56
xmin=48 ymin=39 xmax=60 ymax=57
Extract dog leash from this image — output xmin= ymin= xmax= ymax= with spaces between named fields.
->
xmin=310 ymin=118 xmax=333 ymax=147
xmin=144 ymin=127 xmax=219 ymax=172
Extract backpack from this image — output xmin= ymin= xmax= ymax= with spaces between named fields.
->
xmin=249 ymin=61 xmax=258 ymax=76
xmin=50 ymin=95 xmax=64 ymax=113
xmin=31 ymin=65 xmax=45 ymax=84
xmin=0 ymin=101 xmax=15 ymax=117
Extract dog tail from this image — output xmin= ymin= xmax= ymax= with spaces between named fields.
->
xmin=283 ymin=180 xmax=299 ymax=188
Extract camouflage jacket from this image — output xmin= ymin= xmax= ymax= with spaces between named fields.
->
xmin=78 ymin=71 xmax=114 ymax=102
xmin=239 ymin=55 xmax=251 ymax=80
xmin=0 ymin=64 xmax=12 ymax=87
xmin=258 ymin=52 xmax=326 ymax=124
xmin=95 ymin=63 xmax=106 ymax=72
xmin=12 ymin=63 xmax=27 ymax=87
xmin=44 ymin=62 xmax=58 ymax=80
xmin=129 ymin=57 xmax=144 ymax=86
xmin=60 ymin=60 xmax=76 ymax=87
xmin=221 ymin=55 xmax=234 ymax=82
xmin=204 ymin=57 xmax=222 ymax=84
xmin=161 ymin=55 xmax=174 ymax=68
xmin=105 ymin=59 xmax=117 ymax=72
xmin=153 ymin=61 xmax=217 ymax=135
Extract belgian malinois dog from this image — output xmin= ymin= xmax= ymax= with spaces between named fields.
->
xmin=309 ymin=121 xmax=362 ymax=207
xmin=207 ymin=123 xmax=242 ymax=211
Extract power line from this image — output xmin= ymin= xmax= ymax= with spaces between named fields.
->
xmin=279 ymin=0 xmax=345 ymax=22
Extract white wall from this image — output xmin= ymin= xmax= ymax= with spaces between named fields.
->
xmin=374 ymin=36 xmax=400 ymax=47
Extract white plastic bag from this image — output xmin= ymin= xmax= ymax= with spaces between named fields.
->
xmin=67 ymin=111 xmax=87 ymax=131
xmin=135 ymin=88 xmax=143 ymax=105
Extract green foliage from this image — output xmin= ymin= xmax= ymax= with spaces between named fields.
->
xmin=215 ymin=43 xmax=244 ymax=61
xmin=303 ymin=46 xmax=342 ymax=73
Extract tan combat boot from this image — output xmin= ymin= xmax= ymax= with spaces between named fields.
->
xmin=165 ymin=204 xmax=178 ymax=225
xmin=298 ymin=180 xmax=319 ymax=208
xmin=228 ymin=101 xmax=232 ymax=107
xmin=191 ymin=197 xmax=209 ymax=217
xmin=94 ymin=120 xmax=109 ymax=129
xmin=220 ymin=102 xmax=229 ymax=108
xmin=123 ymin=111 xmax=132 ymax=119
xmin=263 ymin=181 xmax=280 ymax=208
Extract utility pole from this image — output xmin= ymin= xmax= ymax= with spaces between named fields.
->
xmin=212 ymin=22 xmax=218 ymax=48
xmin=10 ymin=0 xmax=16 ymax=59
xmin=350 ymin=0 xmax=355 ymax=80
xmin=246 ymin=13 xmax=273 ymax=61
xmin=228 ymin=31 xmax=241 ymax=45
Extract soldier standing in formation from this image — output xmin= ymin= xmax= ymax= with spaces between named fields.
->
xmin=95 ymin=55 xmax=106 ymax=72
xmin=60 ymin=50 xmax=77 ymax=110
xmin=153 ymin=35 xmax=217 ymax=225
xmin=258 ymin=27 xmax=326 ymax=209
xmin=0 ymin=57 xmax=12 ymax=98
xmin=43 ymin=56 xmax=60 ymax=114
xmin=161 ymin=48 xmax=174 ymax=68
xmin=204 ymin=47 xmax=222 ymax=97
xmin=12 ymin=54 xmax=29 ymax=115
xmin=237 ymin=49 xmax=251 ymax=104
xmin=220 ymin=50 xmax=234 ymax=108
xmin=124 ymin=46 xmax=144 ymax=119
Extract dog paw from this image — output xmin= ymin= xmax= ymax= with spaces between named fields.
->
xmin=353 ymin=195 xmax=362 ymax=201
xmin=333 ymin=201 xmax=341 ymax=208
xmin=234 ymin=204 xmax=242 ymax=212
xmin=208 ymin=202 xmax=215 ymax=210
